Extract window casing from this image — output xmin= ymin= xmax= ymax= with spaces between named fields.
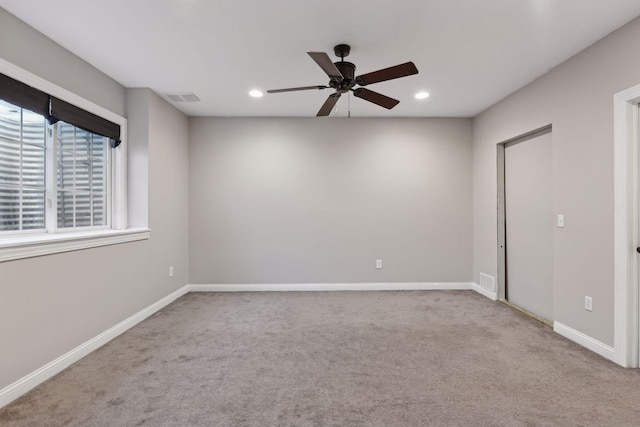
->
xmin=0 ymin=60 xmax=148 ymax=262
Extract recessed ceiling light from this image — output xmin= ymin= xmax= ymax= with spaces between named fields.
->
xmin=249 ymin=89 xmax=264 ymax=98
xmin=415 ymin=91 xmax=430 ymax=100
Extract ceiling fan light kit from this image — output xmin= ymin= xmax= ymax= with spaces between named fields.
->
xmin=267 ymin=44 xmax=418 ymax=116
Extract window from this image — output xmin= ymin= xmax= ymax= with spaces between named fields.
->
xmin=0 ymin=99 xmax=111 ymax=234
xmin=0 ymin=66 xmax=147 ymax=262
xmin=56 ymin=122 xmax=110 ymax=230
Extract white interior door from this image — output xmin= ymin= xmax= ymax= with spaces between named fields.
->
xmin=504 ymin=129 xmax=554 ymax=322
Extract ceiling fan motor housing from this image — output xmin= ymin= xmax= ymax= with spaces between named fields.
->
xmin=331 ymin=61 xmax=357 ymax=92
xmin=328 ymin=43 xmax=356 ymax=92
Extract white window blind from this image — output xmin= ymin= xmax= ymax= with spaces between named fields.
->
xmin=0 ymin=99 xmax=46 ymax=232
xmin=56 ymin=122 xmax=109 ymax=229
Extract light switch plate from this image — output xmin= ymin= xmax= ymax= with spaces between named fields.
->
xmin=557 ymin=215 xmax=565 ymax=228
xmin=585 ymin=296 xmax=593 ymax=311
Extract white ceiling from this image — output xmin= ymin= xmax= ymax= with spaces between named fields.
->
xmin=2 ymin=0 xmax=640 ymax=118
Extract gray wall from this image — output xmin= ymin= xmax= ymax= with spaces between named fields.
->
xmin=190 ymin=117 xmax=472 ymax=284
xmin=0 ymin=8 xmax=125 ymax=116
xmin=473 ymin=17 xmax=640 ymax=346
xmin=0 ymin=10 xmax=189 ymax=390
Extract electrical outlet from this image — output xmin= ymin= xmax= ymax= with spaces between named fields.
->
xmin=169 ymin=266 xmax=174 ymax=278
xmin=376 ymin=259 xmax=383 ymax=269
xmin=585 ymin=296 xmax=593 ymax=311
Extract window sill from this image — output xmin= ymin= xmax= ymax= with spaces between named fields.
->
xmin=0 ymin=228 xmax=150 ymax=262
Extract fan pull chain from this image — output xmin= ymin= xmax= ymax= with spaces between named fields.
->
xmin=348 ymin=92 xmax=351 ymax=118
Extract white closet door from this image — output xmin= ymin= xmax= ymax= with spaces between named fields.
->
xmin=505 ymin=129 xmax=553 ymax=322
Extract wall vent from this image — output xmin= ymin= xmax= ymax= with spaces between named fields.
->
xmin=479 ymin=273 xmax=496 ymax=293
xmin=165 ymin=93 xmax=200 ymax=103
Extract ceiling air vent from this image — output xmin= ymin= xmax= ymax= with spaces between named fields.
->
xmin=165 ymin=93 xmax=200 ymax=102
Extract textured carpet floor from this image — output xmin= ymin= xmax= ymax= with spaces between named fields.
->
xmin=1 ymin=290 xmax=640 ymax=426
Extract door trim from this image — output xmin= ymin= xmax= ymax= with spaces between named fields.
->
xmin=613 ymin=84 xmax=640 ymax=368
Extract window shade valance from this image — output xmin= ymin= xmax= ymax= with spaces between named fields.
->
xmin=49 ymin=97 xmax=121 ymax=143
xmin=0 ymin=73 xmax=50 ymax=119
xmin=0 ymin=73 xmax=121 ymax=145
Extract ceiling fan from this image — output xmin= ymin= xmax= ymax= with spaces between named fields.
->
xmin=267 ymin=44 xmax=418 ymax=116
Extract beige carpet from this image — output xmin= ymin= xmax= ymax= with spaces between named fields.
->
xmin=1 ymin=290 xmax=639 ymax=426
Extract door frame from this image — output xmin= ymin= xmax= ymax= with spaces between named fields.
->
xmin=496 ymin=125 xmax=553 ymax=303
xmin=613 ymin=84 xmax=640 ymax=368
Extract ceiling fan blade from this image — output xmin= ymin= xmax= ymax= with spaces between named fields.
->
xmin=307 ymin=52 xmax=343 ymax=80
xmin=355 ymin=62 xmax=418 ymax=86
xmin=317 ymin=93 xmax=341 ymax=117
xmin=353 ymin=88 xmax=399 ymax=110
xmin=267 ymin=85 xmax=329 ymax=93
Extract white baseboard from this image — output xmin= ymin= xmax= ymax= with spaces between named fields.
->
xmin=553 ymin=321 xmax=616 ymax=363
xmin=187 ymin=282 xmax=474 ymax=292
xmin=0 ymin=285 xmax=190 ymax=409
xmin=471 ymin=282 xmax=498 ymax=300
